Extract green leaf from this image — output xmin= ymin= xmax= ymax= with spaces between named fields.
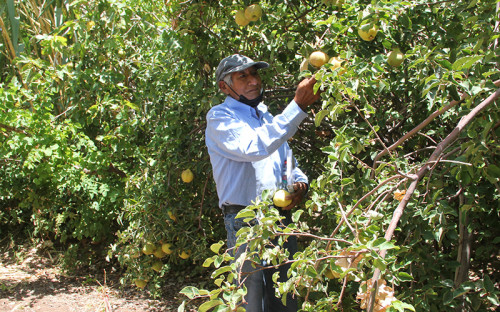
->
xmin=487 ymin=293 xmax=500 ymax=306
xmin=211 ymin=266 xmax=232 ymax=278
xmin=452 ymin=55 xmax=483 ymax=71
xmin=443 ymin=289 xmax=454 ymax=305
xmin=435 ymin=59 xmax=452 ymax=70
xmin=486 ymin=164 xmax=500 ymax=181
xmin=397 ymin=272 xmax=414 ymax=282
xmin=179 ymin=286 xmax=200 ymax=299
xmin=214 ymin=278 xmax=223 ymax=287
xmin=483 ymin=274 xmax=494 ymax=293
xmin=373 ymin=258 xmax=386 ymax=271
xmin=235 ymin=209 xmax=255 ymax=219
xmin=315 ymin=109 xmax=329 ymax=127
xmin=391 ymin=300 xmax=416 ymax=311
xmin=305 ymin=265 xmax=318 ymax=278
xmin=123 ymin=100 xmax=140 ymax=111
xmin=292 ymin=209 xmax=303 ymax=223
xmin=210 ymin=242 xmax=224 ymax=254
xmin=440 ymin=279 xmax=454 ymax=288
xmin=376 ymin=241 xmax=397 ymax=250
xmin=202 ymin=257 xmax=214 ymax=268
xmin=199 ymin=299 xmax=224 ymax=312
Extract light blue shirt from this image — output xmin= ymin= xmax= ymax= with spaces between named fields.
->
xmin=205 ymin=96 xmax=309 ymax=208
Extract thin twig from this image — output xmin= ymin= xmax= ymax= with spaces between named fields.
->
xmin=337 ymin=198 xmax=356 ymax=236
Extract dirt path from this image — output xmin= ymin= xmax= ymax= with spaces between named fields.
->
xmin=0 ymin=245 xmax=197 ymax=312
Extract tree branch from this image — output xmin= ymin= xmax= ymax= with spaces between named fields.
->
xmin=366 ymin=83 xmax=500 ymax=312
xmin=0 ymin=123 xmax=32 ymax=136
xmin=371 ymin=79 xmax=500 ymax=176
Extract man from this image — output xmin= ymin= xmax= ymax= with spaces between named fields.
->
xmin=205 ymin=54 xmax=320 ymax=312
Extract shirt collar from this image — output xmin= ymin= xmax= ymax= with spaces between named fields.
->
xmin=225 ymin=96 xmax=268 ymax=117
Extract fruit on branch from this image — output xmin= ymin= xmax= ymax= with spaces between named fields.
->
xmin=153 ymin=248 xmax=166 ymax=258
xmin=181 ymin=169 xmax=194 ymax=183
xmin=358 ymin=24 xmax=378 ymax=41
xmin=387 ymin=48 xmax=405 ymax=67
xmin=328 ymin=56 xmax=346 ymax=74
xmin=245 ymin=4 xmax=262 ymax=22
xmin=235 ymin=9 xmax=250 ymax=27
xmin=142 ymin=242 xmax=156 ymax=255
xmin=309 ymin=51 xmax=329 ymax=68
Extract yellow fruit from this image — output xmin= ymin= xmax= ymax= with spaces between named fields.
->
xmin=152 ymin=261 xmax=163 ymax=272
xmin=387 ymin=48 xmax=405 ymax=67
xmin=179 ymin=250 xmax=191 ymax=259
xmin=329 ymin=57 xmax=342 ymax=70
xmin=161 ymin=243 xmax=173 ymax=254
xmin=235 ymin=9 xmax=250 ymax=27
xmin=134 ymin=279 xmax=147 ymax=289
xmin=203 ymin=63 xmax=211 ymax=73
xmin=309 ymin=51 xmax=329 ymax=68
xmin=273 ymin=190 xmax=292 ymax=208
xmin=167 ymin=211 xmax=177 ymax=222
xmin=142 ymin=243 xmax=156 ymax=255
xmin=181 ymin=169 xmax=193 ymax=183
xmin=328 ymin=56 xmax=346 ymax=75
xmin=358 ymin=24 xmax=378 ymax=41
xmin=153 ymin=248 xmax=166 ymax=258
xmin=244 ymin=4 xmax=262 ymax=22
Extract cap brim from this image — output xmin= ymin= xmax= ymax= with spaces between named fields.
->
xmin=219 ymin=61 xmax=269 ymax=80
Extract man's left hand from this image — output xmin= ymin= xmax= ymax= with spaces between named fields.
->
xmin=282 ymin=182 xmax=308 ymax=211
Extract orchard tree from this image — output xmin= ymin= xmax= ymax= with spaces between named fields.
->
xmin=1 ymin=0 xmax=499 ymax=311
xmin=173 ymin=0 xmax=500 ymax=311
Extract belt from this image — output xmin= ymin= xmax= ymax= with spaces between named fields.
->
xmin=222 ymin=204 xmax=246 ymax=215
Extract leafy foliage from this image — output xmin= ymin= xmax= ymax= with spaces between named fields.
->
xmin=1 ymin=0 xmax=499 ymax=311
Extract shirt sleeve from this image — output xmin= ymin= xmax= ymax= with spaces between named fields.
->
xmin=206 ymin=100 xmax=307 ymax=162
xmin=292 ymin=159 xmax=308 ymax=184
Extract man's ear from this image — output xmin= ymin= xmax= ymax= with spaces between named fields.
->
xmin=219 ymin=81 xmax=230 ymax=95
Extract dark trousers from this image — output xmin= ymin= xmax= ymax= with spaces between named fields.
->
xmin=223 ymin=206 xmax=298 ymax=312
xmin=263 ymin=209 xmax=298 ymax=312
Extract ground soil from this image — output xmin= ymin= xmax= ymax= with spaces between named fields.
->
xmin=0 ymin=243 xmax=200 ymax=312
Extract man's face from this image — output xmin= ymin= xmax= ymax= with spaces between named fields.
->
xmin=221 ymin=66 xmax=262 ymax=100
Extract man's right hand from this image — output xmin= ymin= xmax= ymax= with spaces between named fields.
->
xmin=294 ymin=77 xmax=322 ymax=111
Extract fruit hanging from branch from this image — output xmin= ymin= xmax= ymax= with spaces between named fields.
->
xmin=181 ymin=169 xmax=193 ymax=183
xmin=245 ymin=4 xmax=262 ymax=22
xmin=358 ymin=24 xmax=378 ymax=41
xmin=309 ymin=51 xmax=329 ymax=68
xmin=387 ymin=48 xmax=405 ymax=67
xmin=235 ymin=9 xmax=250 ymax=27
